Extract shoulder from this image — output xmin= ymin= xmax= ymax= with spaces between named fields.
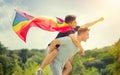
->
xmin=56 ymin=30 xmax=75 ymax=38
xmin=58 ymin=36 xmax=72 ymax=44
xmin=58 ymin=36 xmax=71 ymax=41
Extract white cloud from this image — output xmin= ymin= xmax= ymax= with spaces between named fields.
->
xmin=0 ymin=0 xmax=120 ymax=50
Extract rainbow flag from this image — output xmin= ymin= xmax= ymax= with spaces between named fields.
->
xmin=12 ymin=10 xmax=72 ymax=42
xmin=12 ymin=10 xmax=34 ymax=42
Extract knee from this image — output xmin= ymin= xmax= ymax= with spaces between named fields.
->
xmin=51 ymin=50 xmax=58 ymax=56
xmin=68 ymin=65 xmax=72 ymax=71
xmin=65 ymin=63 xmax=72 ymax=72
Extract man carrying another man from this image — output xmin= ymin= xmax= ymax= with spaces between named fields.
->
xmin=49 ymin=27 xmax=89 ymax=75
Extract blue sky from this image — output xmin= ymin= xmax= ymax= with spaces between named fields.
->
xmin=0 ymin=0 xmax=120 ymax=50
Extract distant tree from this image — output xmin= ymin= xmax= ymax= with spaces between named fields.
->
xmin=0 ymin=42 xmax=7 ymax=55
xmin=70 ymin=54 xmax=88 ymax=75
xmin=101 ymin=55 xmax=114 ymax=65
xmin=100 ymin=63 xmax=115 ymax=75
xmin=0 ymin=55 xmax=16 ymax=75
xmin=84 ymin=60 xmax=105 ymax=72
xmin=115 ymin=49 xmax=120 ymax=73
xmin=19 ymin=49 xmax=29 ymax=64
xmin=0 ymin=63 xmax=3 ymax=75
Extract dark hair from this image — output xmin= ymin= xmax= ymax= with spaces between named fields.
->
xmin=65 ymin=15 xmax=76 ymax=23
xmin=78 ymin=28 xmax=90 ymax=35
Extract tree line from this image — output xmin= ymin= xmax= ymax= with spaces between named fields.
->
xmin=0 ymin=39 xmax=120 ymax=75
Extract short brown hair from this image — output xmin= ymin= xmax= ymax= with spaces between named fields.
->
xmin=78 ymin=28 xmax=90 ymax=35
xmin=65 ymin=15 xmax=76 ymax=23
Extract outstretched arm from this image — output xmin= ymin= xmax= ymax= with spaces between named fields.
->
xmin=80 ymin=17 xmax=104 ymax=28
xmin=69 ymin=34 xmax=84 ymax=55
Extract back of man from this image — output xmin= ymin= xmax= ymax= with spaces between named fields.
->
xmin=50 ymin=36 xmax=79 ymax=75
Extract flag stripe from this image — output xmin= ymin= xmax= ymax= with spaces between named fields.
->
xmin=12 ymin=10 xmax=72 ymax=42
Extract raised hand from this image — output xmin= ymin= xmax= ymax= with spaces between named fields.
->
xmin=79 ymin=50 xmax=85 ymax=56
xmin=98 ymin=17 xmax=104 ymax=22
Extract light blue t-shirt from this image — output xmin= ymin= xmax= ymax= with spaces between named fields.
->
xmin=50 ymin=36 xmax=79 ymax=75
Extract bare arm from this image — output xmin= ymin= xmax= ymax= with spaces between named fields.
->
xmin=80 ymin=17 xmax=104 ymax=28
xmin=69 ymin=34 xmax=84 ymax=55
xmin=49 ymin=39 xmax=60 ymax=53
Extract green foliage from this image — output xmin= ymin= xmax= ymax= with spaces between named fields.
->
xmin=0 ymin=38 xmax=120 ymax=75
xmin=0 ymin=63 xmax=3 ymax=75
xmin=19 ymin=49 xmax=29 ymax=64
xmin=23 ymin=62 xmax=38 ymax=75
xmin=70 ymin=54 xmax=87 ymax=75
xmin=0 ymin=42 xmax=7 ymax=55
xmin=0 ymin=55 xmax=16 ymax=75
xmin=100 ymin=63 xmax=115 ymax=75
xmin=42 ymin=66 xmax=51 ymax=75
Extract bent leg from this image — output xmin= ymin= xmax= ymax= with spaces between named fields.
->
xmin=62 ymin=56 xmax=74 ymax=75
xmin=40 ymin=49 xmax=58 ymax=69
xmin=62 ymin=61 xmax=72 ymax=75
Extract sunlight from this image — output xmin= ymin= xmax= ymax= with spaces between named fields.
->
xmin=108 ymin=0 xmax=120 ymax=5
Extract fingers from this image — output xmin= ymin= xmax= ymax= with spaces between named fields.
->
xmin=79 ymin=50 xmax=85 ymax=56
xmin=99 ymin=17 xmax=104 ymax=21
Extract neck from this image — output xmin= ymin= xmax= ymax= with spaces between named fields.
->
xmin=77 ymin=36 xmax=82 ymax=43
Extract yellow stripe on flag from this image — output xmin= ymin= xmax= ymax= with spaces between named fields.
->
xmin=13 ymin=21 xmax=30 ymax=32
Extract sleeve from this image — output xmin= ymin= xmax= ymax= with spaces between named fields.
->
xmin=58 ymin=36 xmax=71 ymax=45
xmin=74 ymin=26 xmax=80 ymax=31
xmin=55 ymin=30 xmax=74 ymax=38
xmin=66 ymin=30 xmax=74 ymax=34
